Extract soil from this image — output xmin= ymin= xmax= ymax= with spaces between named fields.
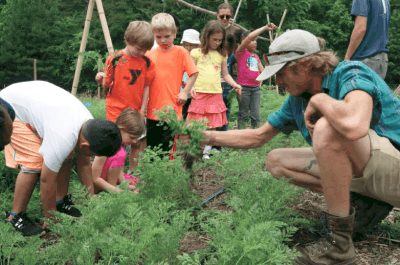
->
xmin=179 ymin=161 xmax=400 ymax=264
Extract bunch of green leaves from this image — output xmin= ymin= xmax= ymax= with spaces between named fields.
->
xmin=155 ymin=105 xmax=209 ymax=156
xmin=79 ymin=51 xmax=106 ymax=72
xmin=0 ymin=224 xmax=44 ymax=265
xmin=227 ymin=88 xmax=239 ymax=104
xmin=135 ymin=146 xmax=200 ymax=207
xmin=39 ymin=190 xmax=194 ymax=264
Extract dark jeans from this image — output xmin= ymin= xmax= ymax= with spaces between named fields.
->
xmin=237 ymin=85 xmax=261 ymax=129
xmin=216 ymin=83 xmax=231 ymax=132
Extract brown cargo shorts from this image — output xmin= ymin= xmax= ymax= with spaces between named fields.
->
xmin=351 ymin=129 xmax=400 ymax=207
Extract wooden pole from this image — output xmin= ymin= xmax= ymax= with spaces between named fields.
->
xmin=33 ymin=59 xmax=37 ymax=80
xmin=266 ymin=14 xmax=273 ymax=42
xmin=266 ymin=14 xmax=273 ymax=87
xmin=71 ymin=0 xmax=95 ymax=96
xmin=97 ymin=66 xmax=101 ymax=103
xmin=275 ymin=9 xmax=288 ymax=39
xmin=95 ymin=0 xmax=114 ymax=54
xmin=232 ymin=0 xmax=243 ymax=24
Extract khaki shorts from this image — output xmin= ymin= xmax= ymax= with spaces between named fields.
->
xmin=351 ymin=129 xmax=400 ymax=207
xmin=4 ymin=120 xmax=73 ymax=173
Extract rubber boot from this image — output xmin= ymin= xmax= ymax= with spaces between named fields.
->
xmin=350 ymin=192 xmax=393 ymax=242
xmin=295 ymin=208 xmax=356 ymax=265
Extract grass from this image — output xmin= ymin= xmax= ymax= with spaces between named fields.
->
xmin=1 ymin=86 xmax=399 ymax=264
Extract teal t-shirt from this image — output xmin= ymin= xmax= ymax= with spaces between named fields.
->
xmin=268 ymin=60 xmax=400 ymax=147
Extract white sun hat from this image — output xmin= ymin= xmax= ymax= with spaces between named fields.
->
xmin=180 ymin=29 xmax=201 ymax=44
xmin=256 ymin=30 xmax=320 ymax=81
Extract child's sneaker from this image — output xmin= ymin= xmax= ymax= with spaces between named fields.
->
xmin=5 ymin=211 xmax=43 ymax=237
xmin=202 ymin=154 xmax=210 ymax=160
xmin=56 ymin=195 xmax=82 ymax=218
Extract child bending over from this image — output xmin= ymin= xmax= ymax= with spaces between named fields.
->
xmin=92 ymin=108 xmax=144 ymax=193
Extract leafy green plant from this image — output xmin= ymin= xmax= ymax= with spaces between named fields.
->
xmin=155 ymin=105 xmax=209 ymax=156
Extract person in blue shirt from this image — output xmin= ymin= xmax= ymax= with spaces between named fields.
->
xmin=345 ymin=0 xmax=390 ymax=80
xmin=187 ymin=29 xmax=400 ymax=265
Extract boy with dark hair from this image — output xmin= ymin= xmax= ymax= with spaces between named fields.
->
xmin=145 ymin=13 xmax=198 ymax=154
xmin=1 ymin=81 xmax=122 ymax=236
xmin=96 ymin=20 xmax=155 ymax=171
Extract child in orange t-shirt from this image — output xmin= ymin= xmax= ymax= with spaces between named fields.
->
xmin=95 ymin=21 xmax=155 ymax=172
xmin=145 ymin=13 xmax=198 ymax=154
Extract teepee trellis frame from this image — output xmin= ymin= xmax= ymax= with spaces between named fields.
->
xmin=71 ymin=0 xmax=114 ymax=96
xmin=171 ymin=0 xmax=288 ymax=93
xmin=267 ymin=9 xmax=288 ymax=93
xmin=171 ymin=0 xmax=272 ymax=42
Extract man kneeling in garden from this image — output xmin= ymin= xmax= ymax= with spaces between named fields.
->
xmin=0 ymin=81 xmax=122 ymax=236
xmin=191 ymin=29 xmax=399 ymax=264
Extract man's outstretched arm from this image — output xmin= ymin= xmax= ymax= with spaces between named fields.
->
xmin=201 ymin=122 xmax=280 ymax=149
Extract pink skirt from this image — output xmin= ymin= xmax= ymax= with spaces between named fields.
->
xmin=187 ymin=93 xmax=227 ymax=128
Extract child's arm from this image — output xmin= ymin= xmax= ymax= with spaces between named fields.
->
xmin=179 ymin=57 xmax=198 ymax=105
xmin=221 ymin=61 xmax=242 ymax=99
xmin=178 ymin=72 xmax=198 ymax=105
xmin=221 ymin=61 xmax=241 ymax=90
xmin=140 ymin=86 xmax=149 ymax=116
xmin=92 ymin=156 xmax=122 ymax=193
xmin=188 ymin=58 xmax=198 ymax=99
xmin=237 ymin=23 xmax=276 ymax=54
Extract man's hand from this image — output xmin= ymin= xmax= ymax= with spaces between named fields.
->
xmin=304 ymin=103 xmax=322 ymax=137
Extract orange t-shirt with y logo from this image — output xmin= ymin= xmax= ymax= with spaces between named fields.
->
xmin=104 ymin=50 xmax=155 ymax=122
xmin=145 ymin=46 xmax=198 ymax=120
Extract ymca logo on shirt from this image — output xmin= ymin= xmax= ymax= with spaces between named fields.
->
xmin=247 ymin=55 xmax=258 ymax=72
xmin=129 ymin=70 xmax=142 ymax=85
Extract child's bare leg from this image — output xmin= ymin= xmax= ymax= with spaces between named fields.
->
xmin=129 ymin=137 xmax=146 ymax=171
xmin=11 ymin=171 xmax=39 ymax=213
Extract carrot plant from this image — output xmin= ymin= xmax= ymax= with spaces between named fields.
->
xmin=155 ymin=105 xmax=209 ymax=156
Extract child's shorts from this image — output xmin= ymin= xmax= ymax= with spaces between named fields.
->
xmin=187 ymin=93 xmax=227 ymax=128
xmin=351 ymin=129 xmax=400 ymax=207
